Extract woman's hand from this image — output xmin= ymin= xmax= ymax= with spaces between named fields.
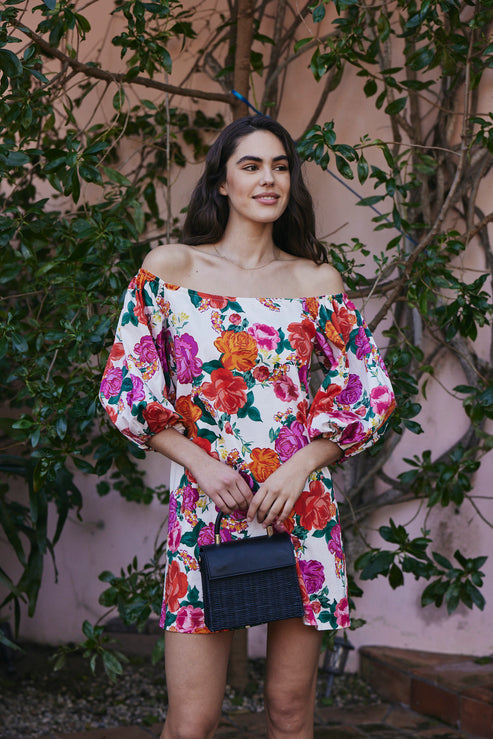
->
xmin=193 ymin=455 xmax=253 ymax=514
xmin=246 ymin=438 xmax=343 ymax=527
xmin=246 ymin=459 xmax=307 ymax=527
xmin=149 ymin=428 xmax=252 ymax=514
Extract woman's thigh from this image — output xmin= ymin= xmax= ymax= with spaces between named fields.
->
xmin=264 ymin=618 xmax=323 ymax=736
xmin=161 ymin=629 xmax=234 ymax=739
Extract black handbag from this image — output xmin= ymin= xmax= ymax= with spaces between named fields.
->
xmin=199 ymin=511 xmax=304 ymax=631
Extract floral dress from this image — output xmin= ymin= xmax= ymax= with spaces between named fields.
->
xmin=100 ymin=268 xmax=395 ymax=633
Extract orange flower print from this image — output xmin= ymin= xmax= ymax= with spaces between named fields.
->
xmin=287 ymin=319 xmax=316 ymax=362
xmin=201 ymin=368 xmax=248 ymax=414
xmin=165 ymin=560 xmax=188 ymax=613
xmin=214 ymin=330 xmax=258 ymax=371
xmin=294 ymin=479 xmax=337 ymax=530
xmin=175 ymin=394 xmax=202 ymax=436
xmin=249 ymin=447 xmax=280 ymax=482
xmin=304 ymin=297 xmax=319 ymax=320
xmin=324 ymin=301 xmax=357 ymax=349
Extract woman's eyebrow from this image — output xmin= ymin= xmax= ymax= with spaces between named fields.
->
xmin=235 ymin=154 xmax=289 ymax=164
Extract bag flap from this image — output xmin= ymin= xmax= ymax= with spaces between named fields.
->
xmin=200 ymin=532 xmax=296 ymax=579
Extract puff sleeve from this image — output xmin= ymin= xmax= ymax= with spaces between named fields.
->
xmin=99 ymin=270 xmax=184 ymax=448
xmin=307 ymin=294 xmax=395 ymax=459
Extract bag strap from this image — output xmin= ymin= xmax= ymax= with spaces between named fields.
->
xmin=213 ymin=511 xmax=273 ymax=545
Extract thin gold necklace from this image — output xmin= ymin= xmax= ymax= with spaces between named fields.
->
xmin=213 ymin=245 xmax=279 ymax=271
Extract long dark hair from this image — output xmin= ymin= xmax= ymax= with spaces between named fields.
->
xmin=182 ymin=116 xmax=328 ymax=265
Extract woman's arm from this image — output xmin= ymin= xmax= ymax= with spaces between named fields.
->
xmin=149 ymin=429 xmax=253 ymax=513
xmin=246 ymin=438 xmax=343 ymax=527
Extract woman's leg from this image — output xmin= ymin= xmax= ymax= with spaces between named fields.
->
xmin=264 ymin=618 xmax=323 ymax=739
xmin=160 ymin=629 xmax=234 ymax=739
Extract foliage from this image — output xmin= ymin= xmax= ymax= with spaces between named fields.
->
xmin=0 ymin=0 xmax=492 ymax=667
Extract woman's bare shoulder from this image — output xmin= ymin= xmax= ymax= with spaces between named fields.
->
xmin=297 ymin=260 xmax=345 ymax=296
xmin=142 ymin=243 xmax=195 ymax=282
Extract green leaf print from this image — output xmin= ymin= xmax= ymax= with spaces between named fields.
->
xmin=201 ymin=360 xmax=223 ymax=374
xmin=120 ymin=300 xmax=140 ymax=327
xmin=184 ymin=586 xmax=200 ymax=605
xmin=180 ymin=532 xmax=197 ymax=547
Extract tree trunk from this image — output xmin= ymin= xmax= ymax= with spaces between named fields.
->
xmin=227 ymin=628 xmax=249 ymax=691
xmin=233 ymin=0 xmax=255 ymax=118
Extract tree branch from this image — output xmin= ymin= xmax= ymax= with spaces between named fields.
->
xmin=368 ymin=33 xmax=475 ymax=332
xmin=16 ymin=23 xmax=236 ymax=107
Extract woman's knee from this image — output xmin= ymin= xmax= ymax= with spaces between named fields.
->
xmin=162 ymin=707 xmax=220 ymax=739
xmin=264 ymin=686 xmax=313 ymax=735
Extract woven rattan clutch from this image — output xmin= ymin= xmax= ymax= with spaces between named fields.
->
xmin=199 ymin=512 xmax=304 ymax=631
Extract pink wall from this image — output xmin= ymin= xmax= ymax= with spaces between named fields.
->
xmin=2 ymin=1 xmax=492 ymax=668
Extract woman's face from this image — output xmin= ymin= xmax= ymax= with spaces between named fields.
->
xmin=219 ymin=130 xmax=291 ymax=227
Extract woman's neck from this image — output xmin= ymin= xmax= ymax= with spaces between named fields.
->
xmin=217 ymin=219 xmax=277 ymax=269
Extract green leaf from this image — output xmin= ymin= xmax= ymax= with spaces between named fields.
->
xmin=432 ymin=551 xmax=453 ymax=570
xmin=312 ymin=4 xmax=326 ymax=23
xmin=294 ymin=37 xmax=313 ymax=54
xmin=113 ymin=88 xmax=126 ymax=111
xmin=385 ymin=97 xmax=407 ymax=115
xmin=357 ymin=155 xmax=369 ymax=184
xmin=102 ymin=166 xmax=131 ymax=187
xmin=0 ymin=49 xmax=23 ymax=78
xmin=364 ymin=79 xmax=377 ymax=97
xmin=5 ymin=151 xmax=30 ymax=166
xmin=389 ymin=563 xmax=404 ymax=589
xmin=335 ymin=155 xmax=354 ymax=179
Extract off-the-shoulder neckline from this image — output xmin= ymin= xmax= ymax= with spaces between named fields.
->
xmin=137 ymin=268 xmax=347 ymax=302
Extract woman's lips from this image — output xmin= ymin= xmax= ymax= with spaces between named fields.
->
xmin=253 ymin=193 xmax=280 ymax=203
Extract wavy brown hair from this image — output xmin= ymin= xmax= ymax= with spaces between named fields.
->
xmin=182 ymin=116 xmax=327 ymax=264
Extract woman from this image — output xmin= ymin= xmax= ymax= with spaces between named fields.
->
xmin=100 ymin=115 xmax=395 ymax=739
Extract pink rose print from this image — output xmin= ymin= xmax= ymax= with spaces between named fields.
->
xmin=182 ymin=484 xmax=199 ymax=511
xmin=273 ymin=374 xmax=299 ymax=402
xmin=198 ymin=523 xmax=232 ymax=546
xmin=315 ymin=330 xmax=336 ymax=368
xmin=168 ymin=520 xmax=181 ymax=552
xmin=168 ymin=495 xmax=177 ymax=528
xmin=134 ymin=335 xmax=159 ymax=363
xmin=275 ymin=420 xmax=308 ymax=462
xmin=126 ymin=375 xmax=145 ymax=406
xmin=299 ymin=559 xmax=325 ymax=594
xmin=328 ymin=524 xmax=343 ymax=559
xmin=175 ymin=605 xmax=205 ymax=633
xmin=337 ymin=374 xmax=363 ymax=405
xmin=335 ymin=597 xmax=350 ymax=627
xmin=355 ymin=325 xmax=371 ymax=359
xmin=230 ymin=313 xmax=242 ymax=325
xmin=174 ymin=333 xmax=203 ymax=383
xmin=303 ymin=602 xmax=318 ymax=626
xmin=370 ymin=385 xmax=394 ymax=414
xmin=100 ymin=366 xmax=122 ymax=398
xmin=197 ymin=523 xmax=215 ymax=546
xmin=339 ymin=420 xmax=366 ymax=446
xmin=247 ymin=323 xmax=280 ymax=351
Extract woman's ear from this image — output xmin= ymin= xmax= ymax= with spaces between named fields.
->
xmin=219 ymin=182 xmax=227 ymax=196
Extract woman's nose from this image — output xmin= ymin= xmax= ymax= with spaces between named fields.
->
xmin=260 ymin=167 xmax=274 ymax=185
